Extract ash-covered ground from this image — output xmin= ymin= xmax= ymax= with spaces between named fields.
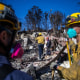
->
xmin=10 ymin=33 xmax=67 ymax=80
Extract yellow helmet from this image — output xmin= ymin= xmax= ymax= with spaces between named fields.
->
xmin=38 ymin=33 xmax=42 ymax=36
xmin=66 ymin=12 xmax=80 ymax=27
xmin=0 ymin=3 xmax=21 ymax=31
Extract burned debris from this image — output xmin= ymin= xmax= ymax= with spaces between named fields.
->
xmin=10 ymin=31 xmax=69 ymax=80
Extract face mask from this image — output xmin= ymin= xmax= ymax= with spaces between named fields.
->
xmin=10 ymin=43 xmax=24 ymax=59
xmin=67 ymin=28 xmax=77 ymax=38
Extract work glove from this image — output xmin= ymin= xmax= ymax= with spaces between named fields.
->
xmin=50 ymin=62 xmax=59 ymax=70
xmin=50 ymin=62 xmax=57 ymax=70
xmin=53 ymin=65 xmax=58 ymax=70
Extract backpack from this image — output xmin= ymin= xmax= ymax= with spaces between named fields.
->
xmin=11 ymin=43 xmax=24 ymax=59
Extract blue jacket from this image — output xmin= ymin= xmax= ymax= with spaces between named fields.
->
xmin=0 ymin=54 xmax=33 ymax=80
xmin=47 ymin=40 xmax=51 ymax=48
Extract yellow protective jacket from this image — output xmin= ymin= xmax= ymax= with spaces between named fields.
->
xmin=69 ymin=40 xmax=76 ymax=52
xmin=36 ymin=36 xmax=45 ymax=44
xmin=69 ymin=40 xmax=76 ymax=62
xmin=58 ymin=42 xmax=80 ymax=80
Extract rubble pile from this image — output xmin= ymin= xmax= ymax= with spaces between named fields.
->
xmin=40 ymin=72 xmax=52 ymax=80
xmin=10 ymin=33 xmax=68 ymax=79
xmin=11 ymin=51 xmax=58 ymax=71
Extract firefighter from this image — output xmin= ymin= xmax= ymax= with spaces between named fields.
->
xmin=67 ymin=28 xmax=77 ymax=62
xmin=50 ymin=12 xmax=80 ymax=80
xmin=0 ymin=3 xmax=33 ymax=80
xmin=36 ymin=33 xmax=45 ymax=60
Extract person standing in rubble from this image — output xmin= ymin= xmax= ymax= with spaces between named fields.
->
xmin=0 ymin=3 xmax=33 ymax=80
xmin=46 ymin=37 xmax=51 ymax=55
xmin=36 ymin=33 xmax=45 ymax=60
xmin=50 ymin=12 xmax=80 ymax=80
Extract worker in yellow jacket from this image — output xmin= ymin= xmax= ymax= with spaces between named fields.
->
xmin=36 ymin=33 xmax=45 ymax=60
xmin=50 ymin=12 xmax=80 ymax=80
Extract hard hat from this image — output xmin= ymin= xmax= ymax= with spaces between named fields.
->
xmin=39 ymin=33 xmax=42 ymax=35
xmin=66 ymin=12 xmax=80 ymax=27
xmin=0 ymin=3 xmax=21 ymax=31
xmin=0 ymin=3 xmax=21 ymax=54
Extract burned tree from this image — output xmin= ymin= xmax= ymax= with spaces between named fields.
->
xmin=25 ymin=6 xmax=42 ymax=32
xmin=49 ymin=11 xmax=64 ymax=35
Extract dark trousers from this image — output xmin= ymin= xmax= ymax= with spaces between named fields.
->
xmin=46 ymin=48 xmax=51 ymax=55
xmin=38 ymin=44 xmax=44 ymax=59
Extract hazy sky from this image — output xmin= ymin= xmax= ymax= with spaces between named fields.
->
xmin=1 ymin=0 xmax=80 ymax=30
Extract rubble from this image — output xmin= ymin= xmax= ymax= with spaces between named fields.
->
xmin=40 ymin=72 xmax=52 ymax=80
xmin=10 ymin=33 xmax=69 ymax=80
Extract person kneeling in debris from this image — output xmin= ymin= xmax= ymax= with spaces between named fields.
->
xmin=50 ymin=12 xmax=80 ymax=80
xmin=36 ymin=33 xmax=45 ymax=60
xmin=0 ymin=3 xmax=33 ymax=80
